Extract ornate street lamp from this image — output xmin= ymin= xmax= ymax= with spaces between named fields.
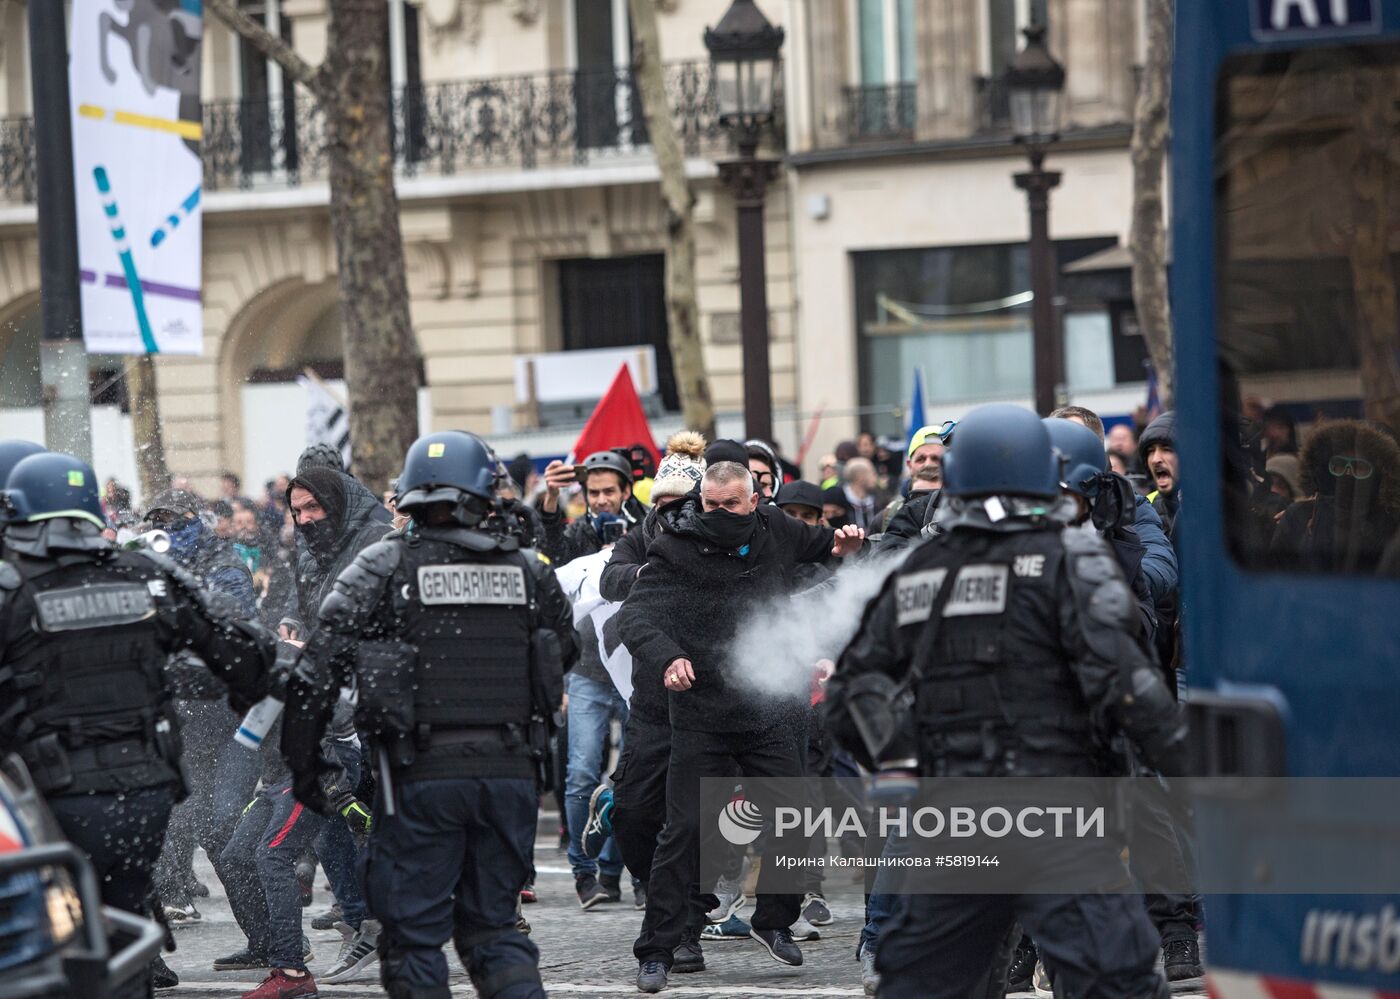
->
xmin=706 ymin=0 xmax=784 ymax=442
xmin=1005 ymin=23 xmax=1067 ymax=416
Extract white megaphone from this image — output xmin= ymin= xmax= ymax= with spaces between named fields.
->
xmin=118 ymin=528 xmax=172 ymax=554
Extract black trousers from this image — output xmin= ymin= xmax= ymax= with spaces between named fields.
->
xmin=876 ymin=892 xmax=1168 ymax=999
xmin=364 ymin=776 xmax=543 ymax=999
xmin=633 ymin=725 xmax=803 ymax=967
xmin=610 ymin=712 xmax=670 ymax=885
xmin=49 ymin=787 xmax=177 ymax=915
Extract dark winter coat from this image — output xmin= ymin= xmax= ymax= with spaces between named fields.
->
xmin=539 ymin=494 xmax=648 ymax=567
xmin=165 ymin=521 xmax=257 ymax=700
xmin=1271 ymin=419 xmax=1400 ymax=573
xmin=617 ymin=501 xmax=837 ymax=733
xmin=877 ymin=489 xmax=942 ymax=551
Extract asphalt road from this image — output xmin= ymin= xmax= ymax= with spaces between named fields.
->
xmin=161 ymin=813 xmax=1208 ymax=999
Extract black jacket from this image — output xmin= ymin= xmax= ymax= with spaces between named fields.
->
xmin=540 ymin=495 xmax=647 ymax=567
xmin=877 ymin=489 xmax=942 ymax=551
xmin=617 ymin=501 xmax=836 ymax=733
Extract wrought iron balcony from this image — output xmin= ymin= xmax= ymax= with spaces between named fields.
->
xmin=0 ymin=59 xmax=782 ymax=205
xmin=843 ymin=82 xmax=916 ymax=142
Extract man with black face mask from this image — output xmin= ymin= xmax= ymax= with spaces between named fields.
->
xmin=618 ymin=461 xmax=865 ymax=993
xmin=284 ymin=467 xmax=390 ymax=643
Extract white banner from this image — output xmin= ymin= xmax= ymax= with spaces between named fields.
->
xmin=300 ymin=376 xmax=353 ymax=469
xmin=70 ymin=0 xmax=204 ymax=355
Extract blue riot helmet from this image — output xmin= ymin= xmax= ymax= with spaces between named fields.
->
xmin=0 ymin=441 xmax=45 ymax=489
xmin=940 ymin=404 xmax=1060 ymax=500
xmin=1042 ymin=418 xmax=1108 ymax=497
xmin=3 ymin=453 xmax=105 ymax=529
xmin=396 ymin=431 xmax=499 ymax=526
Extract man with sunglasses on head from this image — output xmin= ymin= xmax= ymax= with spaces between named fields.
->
xmin=1139 ymin=412 xmax=1181 ymax=542
xmin=876 ymin=422 xmax=955 ymax=551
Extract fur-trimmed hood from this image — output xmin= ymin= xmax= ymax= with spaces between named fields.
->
xmin=1299 ymin=419 xmax=1400 ymax=516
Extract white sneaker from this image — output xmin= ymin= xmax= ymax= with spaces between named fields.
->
xmin=801 ymin=891 xmax=833 ymax=926
xmin=1033 ymin=958 xmax=1054 ymax=997
xmin=859 ymin=944 xmax=880 ymax=996
xmin=706 ymin=878 xmax=747 ymax=924
xmin=789 ymin=917 xmax=821 ymax=942
xmin=321 ymin=919 xmax=381 ymax=984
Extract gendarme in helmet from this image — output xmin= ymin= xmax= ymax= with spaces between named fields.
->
xmin=940 ymin=404 xmax=1060 ymax=500
xmin=1042 ymin=417 xmax=1108 ymax=498
xmin=396 ymin=431 xmax=499 ymax=526
xmin=2 ymin=453 xmax=108 ymax=555
xmin=0 ymin=440 xmax=45 ymax=488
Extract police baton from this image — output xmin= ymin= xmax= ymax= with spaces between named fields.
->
xmin=377 ymin=747 xmax=396 ymax=818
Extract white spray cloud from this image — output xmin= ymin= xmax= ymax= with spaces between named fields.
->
xmin=725 ymin=548 xmax=911 ymax=703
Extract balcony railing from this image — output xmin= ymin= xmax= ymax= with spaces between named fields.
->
xmin=843 ymin=83 xmax=916 ymax=142
xmin=0 ymin=59 xmax=782 ymax=205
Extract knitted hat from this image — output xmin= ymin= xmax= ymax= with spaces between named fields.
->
xmin=652 ymin=431 xmax=707 ymax=500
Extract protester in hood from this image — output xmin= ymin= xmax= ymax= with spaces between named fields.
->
xmin=1271 ymin=419 xmax=1400 ymax=573
xmin=1266 ymin=453 xmax=1304 ymax=505
xmin=1139 ymin=411 xmax=1181 ymax=538
xmin=284 ymin=465 xmax=390 ymax=639
xmin=822 ymin=485 xmax=853 ymax=530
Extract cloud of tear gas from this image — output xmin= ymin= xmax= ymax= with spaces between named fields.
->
xmin=724 ymin=548 xmax=910 ymax=703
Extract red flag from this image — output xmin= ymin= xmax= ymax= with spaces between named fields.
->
xmin=569 ymin=364 xmax=660 ymax=469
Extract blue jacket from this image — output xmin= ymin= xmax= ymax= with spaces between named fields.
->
xmin=1132 ymin=492 xmax=1178 ymax=604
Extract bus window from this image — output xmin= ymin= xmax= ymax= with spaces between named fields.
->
xmin=1216 ymin=44 xmax=1400 ymax=575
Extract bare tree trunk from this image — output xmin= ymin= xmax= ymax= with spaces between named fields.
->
xmin=1129 ymin=0 xmax=1174 ymax=409
xmin=323 ymin=0 xmax=420 ymax=492
xmin=208 ymin=0 xmax=420 ymax=494
xmin=628 ymin=0 xmax=716 ymax=440
xmin=127 ymin=354 xmax=170 ymax=501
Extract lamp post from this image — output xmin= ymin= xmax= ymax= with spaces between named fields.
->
xmin=705 ymin=0 xmax=783 ymax=444
xmin=1005 ymin=23 xmax=1066 ymax=417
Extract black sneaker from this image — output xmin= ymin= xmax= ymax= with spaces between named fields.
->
xmin=637 ymin=959 xmax=668 ymax=993
xmin=576 ymin=873 xmax=609 ymax=910
xmin=1163 ymin=937 xmax=1203 ymax=981
xmin=1006 ymin=938 xmax=1037 ymax=993
xmin=213 ymin=947 xmax=268 ymax=971
xmin=151 ymin=956 xmax=179 ymax=990
xmin=598 ymin=872 xmax=623 ymax=903
xmin=750 ymin=927 xmax=803 ymax=967
xmin=673 ymin=928 xmax=705 ymax=973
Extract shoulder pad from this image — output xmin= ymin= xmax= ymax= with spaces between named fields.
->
xmin=0 ymin=561 xmax=19 ymax=591
xmin=351 ymin=539 xmax=403 ymax=579
xmin=520 ymin=547 xmax=551 ymax=566
xmin=1060 ymin=525 xmax=1136 ymax=648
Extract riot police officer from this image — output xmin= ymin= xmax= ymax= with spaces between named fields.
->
xmin=0 ymin=452 xmax=275 ymax=991
xmin=283 ymin=431 xmax=577 ymax=999
xmin=825 ymin=405 xmax=1187 ymax=999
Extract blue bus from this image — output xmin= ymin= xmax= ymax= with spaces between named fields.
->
xmin=1175 ymin=1 xmax=1400 ymax=995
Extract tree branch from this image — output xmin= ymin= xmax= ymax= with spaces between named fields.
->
xmin=206 ymin=0 xmax=326 ymax=98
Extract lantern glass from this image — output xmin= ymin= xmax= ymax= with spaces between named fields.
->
xmin=1009 ymin=85 xmax=1062 ymax=145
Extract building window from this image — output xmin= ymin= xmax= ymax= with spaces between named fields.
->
xmin=388 ymin=0 xmax=427 ymax=164
xmin=852 ymin=239 xmax=1118 ymax=438
xmin=848 ymin=0 xmax=915 ymax=138
xmin=237 ymin=0 xmax=297 ymax=176
xmin=573 ymin=0 xmax=643 ymax=151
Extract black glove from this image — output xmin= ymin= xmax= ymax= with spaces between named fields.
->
xmin=292 ymin=769 xmax=332 ymax=816
xmin=340 ymin=798 xmax=372 ymax=837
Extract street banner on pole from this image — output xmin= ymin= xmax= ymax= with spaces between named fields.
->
xmin=69 ymin=1 xmax=204 ymax=355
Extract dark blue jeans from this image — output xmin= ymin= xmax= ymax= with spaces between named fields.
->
xmin=218 ymin=747 xmax=362 ymax=970
xmin=564 ymin=672 xmax=627 ymax=879
xmin=50 ymin=787 xmax=177 ymax=914
xmin=363 ymin=776 xmax=542 ymax=998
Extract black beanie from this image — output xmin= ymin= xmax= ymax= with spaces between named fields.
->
xmin=705 ymin=439 xmax=749 ymax=467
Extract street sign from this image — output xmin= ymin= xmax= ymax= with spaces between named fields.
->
xmin=1251 ymin=0 xmax=1380 ymax=40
